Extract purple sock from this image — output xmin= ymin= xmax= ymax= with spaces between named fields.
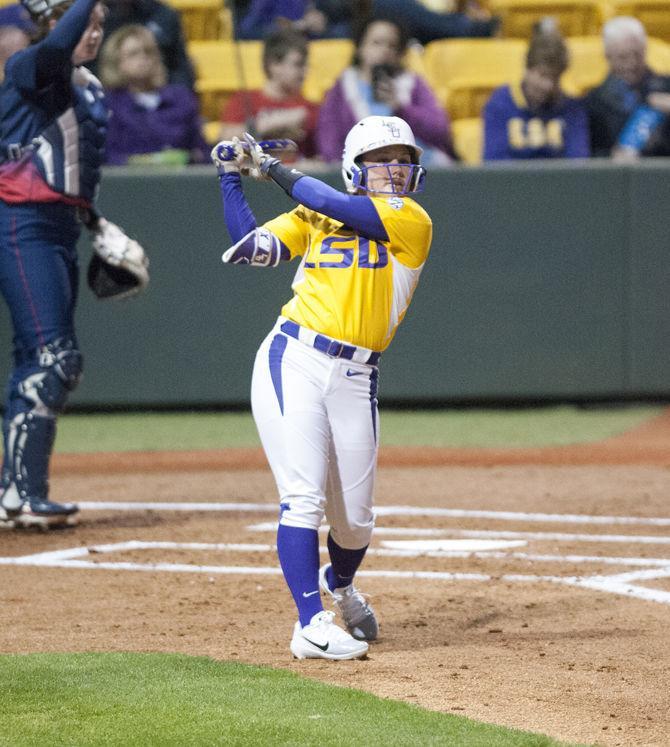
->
xmin=325 ymin=532 xmax=368 ymax=591
xmin=277 ymin=523 xmax=323 ymax=627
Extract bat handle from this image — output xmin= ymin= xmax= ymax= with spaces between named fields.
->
xmin=214 ymin=139 xmax=298 ymax=162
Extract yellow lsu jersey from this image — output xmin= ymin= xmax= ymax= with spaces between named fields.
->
xmin=263 ymin=195 xmax=433 ymax=352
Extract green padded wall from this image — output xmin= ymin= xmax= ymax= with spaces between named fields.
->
xmin=0 ymin=162 xmax=668 ymax=407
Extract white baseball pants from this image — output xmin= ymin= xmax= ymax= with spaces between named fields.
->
xmin=251 ymin=318 xmax=379 ymax=549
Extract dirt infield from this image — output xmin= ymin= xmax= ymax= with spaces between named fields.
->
xmin=2 ymin=411 xmax=670 ymax=746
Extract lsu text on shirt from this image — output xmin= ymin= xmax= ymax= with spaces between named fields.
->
xmin=264 ymin=194 xmax=432 ymax=352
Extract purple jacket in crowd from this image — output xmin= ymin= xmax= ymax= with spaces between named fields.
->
xmin=316 ymin=67 xmax=451 ymax=163
xmin=104 ymin=84 xmax=208 ymax=165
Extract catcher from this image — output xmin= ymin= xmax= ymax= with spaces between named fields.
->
xmin=212 ymin=117 xmax=432 ymax=659
xmin=0 ymin=0 xmax=148 ymax=530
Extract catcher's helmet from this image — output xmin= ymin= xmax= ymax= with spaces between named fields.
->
xmin=21 ymin=0 xmax=71 ymax=20
xmin=341 ymin=115 xmax=425 ymax=195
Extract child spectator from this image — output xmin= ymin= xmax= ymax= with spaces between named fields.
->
xmin=316 ymin=16 xmax=452 ymax=166
xmin=483 ymin=19 xmax=589 ymax=160
xmin=219 ymin=28 xmax=319 ymax=161
xmin=587 ymin=17 xmax=670 ymax=159
xmin=99 ymin=24 xmax=208 ymax=165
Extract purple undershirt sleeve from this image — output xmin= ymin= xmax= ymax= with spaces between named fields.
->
xmin=219 ymin=172 xmax=257 ymax=243
xmin=219 ymin=172 xmax=289 ymax=260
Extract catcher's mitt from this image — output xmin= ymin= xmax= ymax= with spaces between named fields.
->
xmin=87 ymin=218 xmax=149 ymax=300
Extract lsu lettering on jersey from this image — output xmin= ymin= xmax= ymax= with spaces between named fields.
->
xmin=263 ymin=195 xmax=432 ymax=352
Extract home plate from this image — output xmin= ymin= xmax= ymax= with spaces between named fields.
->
xmin=380 ymin=539 xmax=527 ymax=552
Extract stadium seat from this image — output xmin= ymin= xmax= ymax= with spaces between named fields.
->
xmin=424 ymin=38 xmax=526 ymax=119
xmin=203 ymin=120 xmax=221 ymax=145
xmin=486 ymin=0 xmax=601 ymax=37
xmin=165 ymin=0 xmax=228 ymax=41
xmin=188 ymin=40 xmax=264 ymax=121
xmin=451 ymin=117 xmax=483 ymax=164
xmin=563 ymin=35 xmax=670 ymax=95
xmin=598 ymin=0 xmax=670 ymax=43
xmin=302 ymin=39 xmax=353 ymax=104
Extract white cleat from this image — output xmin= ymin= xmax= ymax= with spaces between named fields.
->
xmin=290 ymin=610 xmax=368 ymax=660
xmin=319 ymin=564 xmax=379 ymax=641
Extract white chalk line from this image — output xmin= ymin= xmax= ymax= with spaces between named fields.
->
xmin=247 ymin=522 xmax=670 ymax=545
xmin=76 ymin=501 xmax=670 ymax=527
xmin=4 ymin=502 xmax=670 ymax=606
xmin=3 ymin=539 xmax=670 ymax=605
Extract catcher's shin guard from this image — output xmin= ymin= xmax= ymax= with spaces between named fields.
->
xmin=0 ymin=340 xmax=82 ymax=528
xmin=1 ymin=412 xmax=78 ymax=528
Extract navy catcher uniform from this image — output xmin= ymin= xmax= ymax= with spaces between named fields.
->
xmin=212 ymin=116 xmax=432 ymax=659
xmin=0 ymin=0 xmax=107 ymax=528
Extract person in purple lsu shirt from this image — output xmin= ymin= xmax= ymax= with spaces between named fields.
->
xmin=483 ymin=19 xmax=590 ymax=160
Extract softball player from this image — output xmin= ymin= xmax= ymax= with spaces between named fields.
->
xmin=212 ymin=116 xmax=432 ymax=660
xmin=0 ymin=0 xmax=107 ymax=528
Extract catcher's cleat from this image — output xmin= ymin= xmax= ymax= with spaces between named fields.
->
xmin=290 ymin=610 xmax=368 ymax=661
xmin=11 ymin=499 xmax=79 ymax=530
xmin=319 ymin=564 xmax=379 ymax=642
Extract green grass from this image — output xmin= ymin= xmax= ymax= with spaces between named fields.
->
xmin=0 ymin=653 xmax=583 ymax=747
xmin=53 ymin=405 xmax=662 ymax=453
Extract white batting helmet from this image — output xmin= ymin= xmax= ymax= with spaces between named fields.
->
xmin=341 ymin=115 xmax=425 ymax=195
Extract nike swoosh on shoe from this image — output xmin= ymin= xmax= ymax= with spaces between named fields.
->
xmin=302 ymin=636 xmax=329 ymax=652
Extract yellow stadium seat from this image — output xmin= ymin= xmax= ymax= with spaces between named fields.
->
xmin=486 ymin=0 xmax=601 ymax=37
xmin=188 ymin=40 xmax=264 ymax=120
xmin=403 ymin=43 xmax=429 ymax=79
xmin=451 ymin=117 xmax=483 ymax=164
xmin=599 ymin=0 xmax=670 ymax=42
xmin=562 ymin=35 xmax=608 ymax=95
xmin=203 ymin=120 xmax=222 ymax=145
xmin=562 ymin=35 xmax=670 ymax=95
xmin=424 ymin=38 xmax=526 ymax=118
xmin=647 ymin=36 xmax=670 ymax=70
xmin=166 ymin=0 xmax=227 ymax=41
xmin=302 ymin=39 xmax=353 ymax=103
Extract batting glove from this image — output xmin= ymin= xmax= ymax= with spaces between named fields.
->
xmin=243 ymin=132 xmax=280 ymax=178
xmin=211 ymin=137 xmax=246 ymax=175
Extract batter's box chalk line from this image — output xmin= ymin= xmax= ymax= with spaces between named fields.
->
xmin=2 ymin=498 xmax=670 ymax=607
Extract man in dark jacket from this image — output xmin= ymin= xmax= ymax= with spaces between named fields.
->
xmin=587 ymin=16 xmax=670 ymax=158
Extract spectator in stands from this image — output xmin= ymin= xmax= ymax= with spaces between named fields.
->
xmin=483 ymin=19 xmax=589 ymax=160
xmin=587 ymin=17 xmax=670 ymax=159
xmin=234 ymin=0 xmax=352 ymax=40
xmin=233 ymin=0 xmax=497 ymax=42
xmin=93 ymin=0 xmax=195 ymax=87
xmin=219 ymin=29 xmax=319 ymax=160
xmin=99 ymin=24 xmax=208 ymax=165
xmin=316 ymin=16 xmax=452 ymax=166
xmin=369 ymin=0 xmax=499 ymax=42
xmin=0 ymin=25 xmax=30 ymax=83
